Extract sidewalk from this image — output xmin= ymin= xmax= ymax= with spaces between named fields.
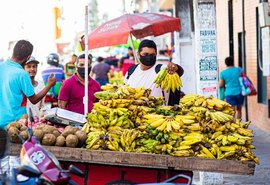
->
xmin=193 ymin=124 xmax=270 ymax=185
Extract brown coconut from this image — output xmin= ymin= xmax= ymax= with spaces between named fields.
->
xmin=19 ymin=130 xmax=29 ymax=140
xmin=75 ymin=130 xmax=87 ymax=146
xmin=42 ymin=134 xmax=56 ymax=146
xmin=42 ymin=125 xmax=57 ymax=134
xmin=55 ymin=135 xmax=65 ymax=147
xmin=33 ymin=129 xmax=44 ymax=141
xmin=65 ymin=134 xmax=78 ymax=148
xmin=7 ymin=122 xmax=21 ymax=130
xmin=62 ymin=126 xmax=76 ymax=138
xmin=8 ymin=127 xmax=21 ymax=143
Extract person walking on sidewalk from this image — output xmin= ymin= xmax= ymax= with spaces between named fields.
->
xmin=219 ymin=56 xmax=244 ymax=119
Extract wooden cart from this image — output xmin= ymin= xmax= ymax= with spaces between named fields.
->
xmin=9 ymin=144 xmax=255 ymax=185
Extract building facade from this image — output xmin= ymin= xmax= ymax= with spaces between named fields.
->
xmin=216 ymin=0 xmax=270 ymax=131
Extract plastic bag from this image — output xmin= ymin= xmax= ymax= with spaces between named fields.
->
xmin=238 ymin=68 xmax=257 ymax=96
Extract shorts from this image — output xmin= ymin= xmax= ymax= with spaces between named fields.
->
xmin=225 ymin=94 xmax=244 ymax=107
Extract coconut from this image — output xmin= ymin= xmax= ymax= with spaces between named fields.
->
xmin=65 ymin=134 xmax=78 ymax=148
xmin=42 ymin=125 xmax=57 ymax=134
xmin=7 ymin=122 xmax=21 ymax=130
xmin=20 ymin=125 xmax=28 ymax=131
xmin=33 ymin=129 xmax=44 ymax=141
xmin=55 ymin=135 xmax=65 ymax=147
xmin=52 ymin=130 xmax=61 ymax=137
xmin=19 ymin=130 xmax=29 ymax=140
xmin=75 ymin=130 xmax=87 ymax=146
xmin=42 ymin=134 xmax=56 ymax=146
xmin=8 ymin=127 xmax=21 ymax=143
xmin=62 ymin=126 xmax=75 ymax=138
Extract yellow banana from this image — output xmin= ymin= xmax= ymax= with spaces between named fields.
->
xmin=222 ymin=135 xmax=229 ymax=146
xmin=218 ymin=151 xmax=236 ymax=159
xmin=171 ymin=150 xmax=191 ymax=157
xmin=227 ymin=135 xmax=238 ymax=143
xmin=236 ymin=138 xmax=246 ymax=145
xmin=215 ymin=134 xmax=225 ymax=141
xmin=237 ymin=128 xmax=253 ymax=137
xmin=150 ymin=118 xmax=166 ymax=128
xmin=200 ymin=145 xmax=215 ymax=158
xmin=211 ymin=131 xmax=223 ymax=140
xmin=171 ymin=120 xmax=180 ymax=130
xmin=156 ymin=121 xmax=168 ymax=131
xmin=176 ymin=145 xmax=191 ymax=150
xmin=165 ymin=120 xmax=172 ymax=133
xmin=219 ymin=145 xmax=238 ymax=152
xmin=194 ymin=97 xmax=205 ymax=106
xmin=143 ymin=114 xmax=164 ymax=120
xmin=187 ymin=123 xmax=201 ymax=131
xmin=180 ymin=138 xmax=202 ymax=146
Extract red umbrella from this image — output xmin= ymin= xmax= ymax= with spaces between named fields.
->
xmin=86 ymin=12 xmax=181 ymax=49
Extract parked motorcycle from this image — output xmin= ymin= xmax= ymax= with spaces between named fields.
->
xmin=19 ymin=125 xmax=84 ymax=185
xmin=0 ymin=125 xmax=84 ymax=185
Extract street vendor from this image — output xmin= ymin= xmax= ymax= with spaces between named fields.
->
xmin=58 ymin=54 xmax=101 ymax=115
xmin=124 ymin=39 xmax=184 ymax=105
xmin=0 ymin=40 xmax=56 ymax=129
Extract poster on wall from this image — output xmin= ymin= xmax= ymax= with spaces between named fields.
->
xmin=195 ymin=0 xmax=219 ymax=98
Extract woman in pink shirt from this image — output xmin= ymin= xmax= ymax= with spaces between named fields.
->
xmin=58 ymin=54 xmax=101 ymax=114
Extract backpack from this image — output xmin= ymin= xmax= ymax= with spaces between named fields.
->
xmin=126 ymin=64 xmax=182 ymax=105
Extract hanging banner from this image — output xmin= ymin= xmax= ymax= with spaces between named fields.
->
xmin=195 ymin=0 xmax=218 ymax=98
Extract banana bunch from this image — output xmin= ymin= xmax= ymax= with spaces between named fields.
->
xmin=86 ymin=131 xmax=105 ymax=149
xmin=82 ymin=123 xmax=91 ymax=134
xmin=143 ymin=114 xmax=181 ymax=133
xmin=135 ymin=138 xmax=161 ymax=153
xmin=155 ymin=143 xmax=174 ymax=154
xmin=179 ymin=94 xmax=200 ymax=107
xmin=97 ymin=84 xmax=150 ymax=100
xmin=154 ymin=67 xmax=182 ymax=93
xmin=88 ymin=107 xmax=134 ymax=129
xmin=120 ymin=129 xmax=141 ymax=152
xmin=208 ymin=111 xmax=234 ymax=123
xmin=99 ymin=99 xmax=134 ymax=108
xmin=94 ymin=91 xmax=116 ymax=100
xmin=108 ymin=71 xmax=124 ymax=85
xmin=180 ymin=132 xmax=204 ymax=146
xmin=106 ymin=130 xmax=123 ymax=151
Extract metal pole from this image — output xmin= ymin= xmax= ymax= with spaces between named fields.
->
xmin=129 ymin=34 xmax=137 ymax=64
xmin=242 ymin=0 xmax=248 ymax=121
xmin=84 ymin=5 xmax=89 ymax=116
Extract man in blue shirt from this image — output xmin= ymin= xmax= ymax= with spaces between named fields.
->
xmin=0 ymin=40 xmax=56 ymax=129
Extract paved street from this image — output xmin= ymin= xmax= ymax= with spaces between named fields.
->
xmin=193 ymin=124 xmax=270 ymax=185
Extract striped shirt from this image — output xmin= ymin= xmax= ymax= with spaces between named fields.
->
xmin=41 ymin=66 xmax=65 ymax=82
xmin=41 ymin=66 xmax=65 ymax=97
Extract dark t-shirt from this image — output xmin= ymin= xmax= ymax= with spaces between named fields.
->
xmin=92 ymin=63 xmax=111 ymax=80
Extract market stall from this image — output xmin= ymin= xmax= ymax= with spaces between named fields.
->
xmin=6 ymin=84 xmax=258 ymax=184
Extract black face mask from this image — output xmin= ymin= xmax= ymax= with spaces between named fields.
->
xmin=77 ymin=67 xmax=91 ymax=78
xmin=139 ymin=55 xmax=156 ymax=66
